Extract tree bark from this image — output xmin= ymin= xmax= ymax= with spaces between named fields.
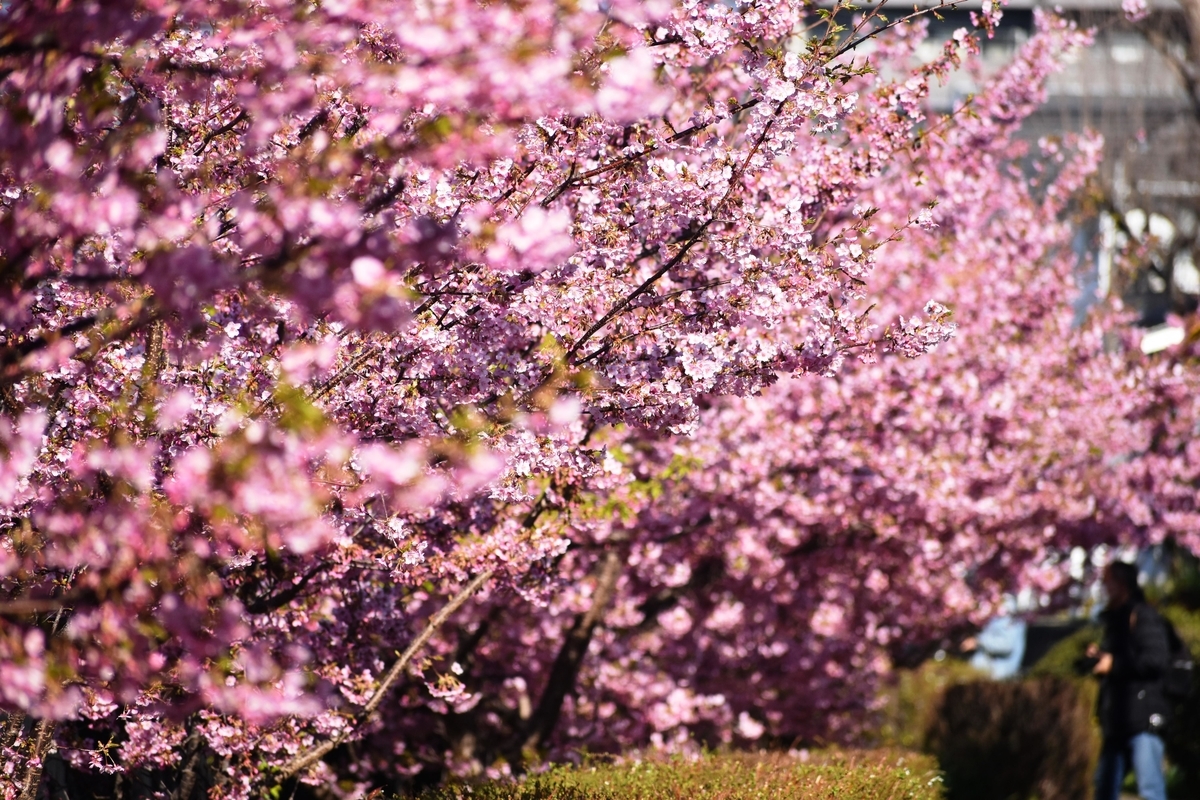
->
xmin=516 ymin=548 xmax=623 ymax=759
xmin=17 ymin=718 xmax=57 ymax=800
xmin=173 ymin=724 xmax=206 ymax=800
xmin=1 ymin=711 xmax=27 ymax=751
xmin=1181 ymin=0 xmax=1200 ymax=68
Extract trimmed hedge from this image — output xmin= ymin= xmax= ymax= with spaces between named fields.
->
xmin=875 ymin=657 xmax=986 ymax=751
xmin=1160 ymin=606 xmax=1200 ymax=798
xmin=926 ymin=677 xmax=1098 ymax=800
xmin=421 ymin=750 xmax=944 ymax=800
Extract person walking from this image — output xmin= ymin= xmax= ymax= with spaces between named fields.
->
xmin=1089 ymin=560 xmax=1171 ymax=800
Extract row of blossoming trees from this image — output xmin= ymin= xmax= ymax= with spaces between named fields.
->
xmin=1 ymin=0 xmax=1198 ymax=797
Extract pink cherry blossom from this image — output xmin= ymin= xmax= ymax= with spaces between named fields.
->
xmin=1 ymin=2 xmax=1196 ymax=797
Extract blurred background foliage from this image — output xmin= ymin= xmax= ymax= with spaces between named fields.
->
xmin=874 ymin=541 xmax=1200 ymax=800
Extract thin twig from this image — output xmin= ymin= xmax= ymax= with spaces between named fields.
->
xmin=540 ymin=100 xmax=760 ymax=208
xmin=564 ymin=99 xmax=787 ymax=363
xmin=834 ymin=1 xmax=967 ymax=59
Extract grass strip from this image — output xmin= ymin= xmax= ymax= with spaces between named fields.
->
xmin=422 ymin=748 xmax=943 ymax=800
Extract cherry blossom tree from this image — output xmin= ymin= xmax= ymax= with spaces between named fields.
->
xmin=2 ymin=1 xmax=1196 ymax=798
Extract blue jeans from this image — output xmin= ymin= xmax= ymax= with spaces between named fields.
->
xmin=1095 ymin=732 xmax=1167 ymax=800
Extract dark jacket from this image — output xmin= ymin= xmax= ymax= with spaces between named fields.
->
xmin=1097 ymin=600 xmax=1171 ymax=740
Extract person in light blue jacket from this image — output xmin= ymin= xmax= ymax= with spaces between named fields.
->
xmin=968 ymin=596 xmax=1027 ymax=680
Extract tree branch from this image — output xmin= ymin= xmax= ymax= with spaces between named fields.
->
xmin=834 ymin=1 xmax=967 ymax=59
xmin=194 ymin=109 xmax=249 ymax=155
xmin=241 ymin=562 xmax=326 ymax=615
xmin=515 ymin=548 xmax=622 ymax=759
xmin=173 ymin=724 xmax=206 ymax=800
xmin=564 ymin=99 xmax=786 ymax=363
xmin=1141 ymin=25 xmax=1200 ymax=123
xmin=540 ymin=100 xmax=759 ymax=208
xmin=273 ymin=568 xmax=495 ymax=782
xmin=17 ymin=718 xmax=56 ymax=800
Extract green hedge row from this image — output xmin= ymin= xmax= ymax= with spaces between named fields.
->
xmin=874 ymin=658 xmax=985 ymax=752
xmin=421 ymin=750 xmax=944 ymax=800
xmin=927 ymin=677 xmax=1097 ymax=800
xmin=1160 ymin=606 xmax=1200 ymax=796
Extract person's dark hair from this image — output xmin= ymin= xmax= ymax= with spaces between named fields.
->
xmin=1106 ymin=560 xmax=1145 ymax=602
